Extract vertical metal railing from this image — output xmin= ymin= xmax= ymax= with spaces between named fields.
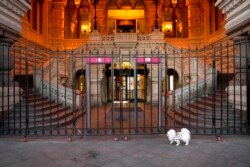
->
xmin=1 ymin=41 xmax=250 ymax=136
xmin=247 ymin=41 xmax=250 ymax=130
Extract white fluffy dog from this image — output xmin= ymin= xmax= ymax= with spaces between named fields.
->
xmin=166 ymin=129 xmax=176 ymax=144
xmin=167 ymin=128 xmax=191 ymax=146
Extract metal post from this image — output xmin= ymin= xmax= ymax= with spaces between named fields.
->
xmin=85 ymin=60 xmax=91 ymax=131
xmin=25 ymin=47 xmax=29 ymax=137
xmin=71 ymin=51 xmax=76 ymax=135
xmin=158 ymin=56 xmax=162 ymax=130
xmin=247 ymin=55 xmax=250 ymax=128
xmin=246 ymin=41 xmax=250 ymax=131
xmin=212 ymin=45 xmax=216 ymax=135
xmin=111 ymin=54 xmax=114 ymax=132
xmin=134 ymin=57 xmax=138 ymax=132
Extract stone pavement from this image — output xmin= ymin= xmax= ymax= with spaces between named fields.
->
xmin=1 ymin=135 xmax=250 ymax=167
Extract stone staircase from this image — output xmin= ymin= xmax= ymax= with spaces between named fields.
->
xmin=1 ymin=89 xmax=85 ymax=135
xmin=168 ymin=89 xmax=247 ymax=134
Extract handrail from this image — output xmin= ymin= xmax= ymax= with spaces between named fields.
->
xmin=36 ymin=79 xmax=83 ymax=108
xmin=166 ymin=69 xmax=214 ymax=108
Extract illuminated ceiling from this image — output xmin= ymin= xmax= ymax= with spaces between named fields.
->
xmin=108 ymin=9 xmax=144 ymax=19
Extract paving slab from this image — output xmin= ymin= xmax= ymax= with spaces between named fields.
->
xmin=0 ymin=135 xmax=250 ymax=167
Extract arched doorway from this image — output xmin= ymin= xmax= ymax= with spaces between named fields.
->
xmin=76 ymin=69 xmax=86 ymax=92
xmin=167 ymin=68 xmax=179 ymax=91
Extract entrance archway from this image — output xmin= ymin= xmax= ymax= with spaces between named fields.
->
xmin=167 ymin=68 xmax=179 ymax=91
xmin=76 ymin=69 xmax=86 ymax=92
xmin=105 ymin=61 xmax=148 ymax=102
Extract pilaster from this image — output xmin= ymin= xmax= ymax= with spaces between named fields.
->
xmin=50 ymin=1 xmax=66 ymax=50
xmin=187 ymin=0 xmax=201 ymax=38
xmin=0 ymin=0 xmax=30 ymax=40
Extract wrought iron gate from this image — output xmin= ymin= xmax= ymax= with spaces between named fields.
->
xmin=0 ymin=40 xmax=249 ymax=137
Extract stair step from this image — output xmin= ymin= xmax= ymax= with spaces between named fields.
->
xmin=22 ymin=97 xmax=48 ymax=103
xmin=201 ymin=96 xmax=227 ymax=102
xmin=10 ymin=106 xmax=71 ymax=118
xmin=174 ymin=108 xmax=240 ymax=123
xmin=2 ymin=109 xmax=84 ymax=129
xmin=16 ymin=100 xmax=55 ymax=108
xmin=208 ymin=92 xmax=228 ymax=97
xmin=1 ymin=87 xmax=85 ymax=131
xmin=22 ymin=93 xmax=41 ymax=99
xmin=168 ymin=112 xmax=242 ymax=129
xmin=182 ymin=105 xmax=239 ymax=117
xmin=195 ymin=99 xmax=233 ymax=108
xmin=168 ymin=87 xmax=245 ymax=130
xmin=188 ymin=102 xmax=231 ymax=111
xmin=14 ymin=103 xmax=62 ymax=112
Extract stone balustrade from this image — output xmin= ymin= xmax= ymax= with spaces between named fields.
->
xmin=114 ymin=33 xmax=138 ymax=43
xmin=40 ymin=80 xmax=83 ymax=108
xmin=167 ymin=71 xmax=213 ymax=108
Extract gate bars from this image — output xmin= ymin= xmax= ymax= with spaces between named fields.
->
xmin=0 ymin=40 xmax=249 ymax=137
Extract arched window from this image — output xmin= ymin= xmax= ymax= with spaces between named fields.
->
xmin=162 ymin=0 xmax=188 ymax=38
xmin=65 ymin=0 xmax=90 ymax=39
xmin=210 ymin=0 xmax=224 ymax=34
xmin=65 ymin=0 xmax=78 ymax=38
xmin=28 ymin=0 xmax=43 ymax=34
xmin=78 ymin=0 xmax=91 ymax=38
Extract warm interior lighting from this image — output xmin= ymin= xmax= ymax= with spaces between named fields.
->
xmin=118 ymin=20 xmax=135 ymax=26
xmin=170 ymin=75 xmax=174 ymax=91
xmin=172 ymin=0 xmax=177 ymax=5
xmin=108 ymin=10 xmax=144 ymax=19
xmin=74 ymin=0 xmax=80 ymax=5
xmin=178 ymin=21 xmax=183 ymax=33
xmin=121 ymin=62 xmax=132 ymax=69
xmin=81 ymin=25 xmax=87 ymax=32
xmin=162 ymin=21 xmax=173 ymax=32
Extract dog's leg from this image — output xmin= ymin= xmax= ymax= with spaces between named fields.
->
xmin=176 ymin=140 xmax=180 ymax=146
xmin=170 ymin=140 xmax=174 ymax=144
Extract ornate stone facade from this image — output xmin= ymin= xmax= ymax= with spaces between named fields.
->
xmin=0 ymin=0 xmax=30 ymax=39
xmin=216 ymin=0 xmax=250 ymax=38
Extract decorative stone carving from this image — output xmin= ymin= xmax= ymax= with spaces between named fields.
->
xmin=216 ymin=0 xmax=250 ymax=38
xmin=0 ymin=0 xmax=30 ymax=39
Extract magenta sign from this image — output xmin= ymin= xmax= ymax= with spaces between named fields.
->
xmin=136 ymin=57 xmax=160 ymax=64
xmin=87 ymin=57 xmax=111 ymax=64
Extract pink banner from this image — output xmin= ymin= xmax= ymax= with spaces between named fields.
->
xmin=87 ymin=57 xmax=111 ymax=64
xmin=136 ymin=57 xmax=160 ymax=64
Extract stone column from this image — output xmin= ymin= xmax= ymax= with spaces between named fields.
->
xmin=96 ymin=0 xmax=107 ymax=34
xmin=0 ymin=38 xmax=23 ymax=114
xmin=50 ymin=1 xmax=66 ymax=50
xmin=89 ymin=65 xmax=104 ymax=106
xmin=203 ymin=0 xmax=210 ymax=44
xmin=148 ymin=65 xmax=159 ymax=104
xmin=144 ymin=1 xmax=155 ymax=33
xmin=210 ymin=0 xmax=216 ymax=34
xmin=0 ymin=38 xmax=14 ymax=86
xmin=187 ymin=1 xmax=201 ymax=39
xmin=42 ymin=0 xmax=49 ymax=40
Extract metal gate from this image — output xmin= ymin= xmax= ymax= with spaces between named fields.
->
xmin=75 ymin=54 xmax=164 ymax=136
xmin=0 ymin=39 xmax=249 ymax=137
